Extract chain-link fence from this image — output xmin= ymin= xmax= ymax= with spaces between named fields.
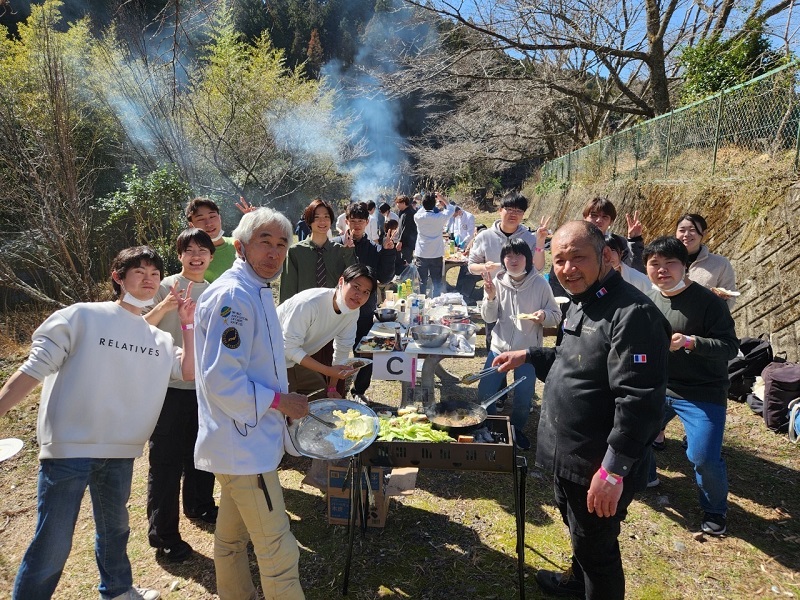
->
xmin=541 ymin=62 xmax=800 ymax=183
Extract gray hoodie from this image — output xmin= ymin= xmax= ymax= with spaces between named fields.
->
xmin=481 ymin=269 xmax=561 ymax=354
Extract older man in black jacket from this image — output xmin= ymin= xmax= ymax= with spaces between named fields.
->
xmin=494 ymin=221 xmax=671 ymax=600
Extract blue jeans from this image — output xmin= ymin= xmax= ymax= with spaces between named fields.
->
xmin=478 ymin=351 xmax=535 ymax=431
xmin=415 ymin=256 xmax=444 ymax=297
xmin=649 ymin=395 xmax=728 ymax=515
xmin=14 ymin=458 xmax=135 ymax=600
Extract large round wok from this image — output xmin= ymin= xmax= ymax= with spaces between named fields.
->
xmin=425 ymin=377 xmax=526 ymax=431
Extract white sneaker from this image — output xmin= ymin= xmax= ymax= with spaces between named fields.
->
xmin=109 ymin=587 xmax=161 ymax=600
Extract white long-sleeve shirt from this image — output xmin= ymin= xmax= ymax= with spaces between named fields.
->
xmin=20 ymin=302 xmax=183 ymax=460
xmin=277 ymin=287 xmax=358 ymax=368
xmin=449 ymin=210 xmax=476 ymax=248
xmin=619 ymin=263 xmax=654 ymax=295
xmin=414 ymin=203 xmax=455 ymax=259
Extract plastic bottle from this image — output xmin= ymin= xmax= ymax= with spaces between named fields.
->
xmin=410 ymin=274 xmax=421 ymax=296
xmin=410 ymin=295 xmax=420 ymax=326
xmin=398 ymin=300 xmax=408 ymax=326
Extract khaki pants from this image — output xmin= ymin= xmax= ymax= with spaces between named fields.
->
xmin=213 ymin=472 xmax=304 ymax=600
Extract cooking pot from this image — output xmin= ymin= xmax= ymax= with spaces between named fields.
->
xmin=374 ymin=308 xmax=398 ymax=322
xmin=425 ymin=377 xmax=526 ymax=431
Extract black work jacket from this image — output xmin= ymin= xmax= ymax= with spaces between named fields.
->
xmin=529 ymin=270 xmax=671 ymax=489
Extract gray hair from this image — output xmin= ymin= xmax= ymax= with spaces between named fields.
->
xmin=232 ymin=207 xmax=292 ymax=244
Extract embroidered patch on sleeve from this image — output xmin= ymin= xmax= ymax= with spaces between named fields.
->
xmin=633 ymin=354 xmax=647 ymax=364
xmin=222 ymin=327 xmax=241 ymax=349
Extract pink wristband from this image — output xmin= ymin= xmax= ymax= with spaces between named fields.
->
xmin=270 ymin=392 xmax=280 ymax=409
xmin=599 ymin=466 xmax=621 ymax=486
xmin=534 ymin=247 xmax=544 ymax=253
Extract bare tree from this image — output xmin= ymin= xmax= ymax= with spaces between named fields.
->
xmin=0 ymin=6 xmax=103 ymax=306
xmin=400 ymin=0 xmax=796 ymax=142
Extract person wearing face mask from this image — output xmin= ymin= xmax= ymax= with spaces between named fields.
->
xmin=479 ymin=239 xmax=561 ymax=450
xmin=185 ymin=197 xmax=237 ymax=283
xmin=606 ymin=236 xmax=653 ymax=295
xmin=277 ymin=263 xmax=376 ymax=398
xmin=491 ymin=222 xmax=670 ymax=600
xmin=0 ymin=246 xmax=195 ymax=600
xmin=644 ymin=236 xmax=738 ymax=536
xmin=675 ymin=213 xmax=737 ymax=309
xmin=194 ymin=208 xmax=309 ymax=600
xmin=276 ymin=263 xmax=376 ymax=489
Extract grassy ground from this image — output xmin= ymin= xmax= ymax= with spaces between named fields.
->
xmin=1 ymin=335 xmax=799 ymax=599
xmin=1 ymin=209 xmax=799 ymax=599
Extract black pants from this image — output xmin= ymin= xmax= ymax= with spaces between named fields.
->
xmin=351 ymin=313 xmax=375 ymax=396
xmin=553 ymin=476 xmax=636 ymax=600
xmin=147 ymin=387 xmax=216 ymax=548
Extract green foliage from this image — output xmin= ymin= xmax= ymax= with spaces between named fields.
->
xmin=679 ymin=23 xmax=788 ymax=104
xmin=97 ymin=165 xmax=192 ymax=273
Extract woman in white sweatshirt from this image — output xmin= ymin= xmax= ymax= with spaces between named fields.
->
xmin=479 ymin=239 xmax=561 ymax=450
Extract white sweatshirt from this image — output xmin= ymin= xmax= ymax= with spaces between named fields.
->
xmin=20 ymin=302 xmax=183 ymax=460
xmin=277 ymin=287 xmax=357 ymax=368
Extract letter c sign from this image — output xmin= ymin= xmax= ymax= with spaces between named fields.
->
xmin=373 ymin=352 xmax=413 ymax=382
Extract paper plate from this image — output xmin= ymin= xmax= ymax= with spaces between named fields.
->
xmin=711 ymin=287 xmax=741 ymax=297
xmin=288 ymin=399 xmax=379 ymax=460
xmin=0 ymin=438 xmax=24 ymax=462
xmin=345 ymin=357 xmax=373 ymax=371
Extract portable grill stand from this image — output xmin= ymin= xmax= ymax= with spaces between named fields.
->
xmin=340 ymin=417 xmax=529 ymax=599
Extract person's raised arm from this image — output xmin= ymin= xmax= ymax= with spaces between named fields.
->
xmin=174 ymin=281 xmax=196 ymax=381
xmin=533 ymin=215 xmax=551 ymax=273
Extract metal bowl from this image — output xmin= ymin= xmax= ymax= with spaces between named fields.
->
xmin=410 ymin=324 xmax=452 ymax=348
xmin=449 ymin=322 xmax=478 ymax=338
xmin=374 ymin=308 xmax=398 ymax=322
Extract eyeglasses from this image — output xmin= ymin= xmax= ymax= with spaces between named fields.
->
xmin=502 ymin=208 xmax=524 ymax=216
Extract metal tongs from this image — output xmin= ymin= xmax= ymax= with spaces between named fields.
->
xmin=306 ymin=411 xmax=338 ymax=429
xmin=461 ymin=365 xmax=500 ymax=384
xmin=304 ymin=388 xmax=338 ymax=429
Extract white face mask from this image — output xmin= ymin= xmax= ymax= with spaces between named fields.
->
xmin=334 ymin=285 xmax=358 ymax=315
xmin=120 ymin=284 xmax=156 ymax=308
xmin=662 ymin=270 xmax=687 ymax=294
xmin=506 ymin=266 xmax=527 ymax=278
xmin=211 ymin=230 xmax=225 ymax=243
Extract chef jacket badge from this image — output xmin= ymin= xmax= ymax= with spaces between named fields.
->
xmin=222 ymin=326 xmax=241 ymax=349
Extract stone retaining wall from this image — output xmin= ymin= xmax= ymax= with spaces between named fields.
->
xmin=533 ymin=180 xmax=800 ymax=362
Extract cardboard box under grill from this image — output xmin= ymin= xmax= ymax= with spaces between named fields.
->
xmin=326 ymin=465 xmax=418 ymax=527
